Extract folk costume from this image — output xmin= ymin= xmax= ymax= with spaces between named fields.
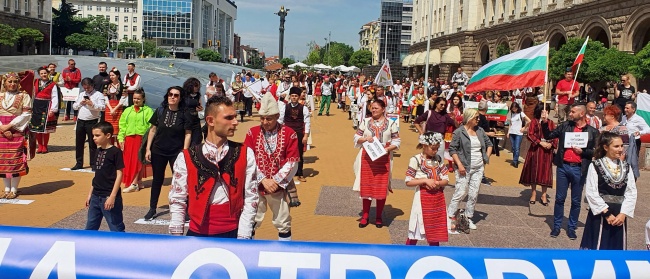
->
xmin=231 ymin=79 xmax=245 ymax=120
xmin=410 ymin=93 xmax=426 ymax=118
xmin=29 ymin=77 xmax=59 ymax=154
xmin=519 ymin=118 xmax=557 ymax=188
xmin=279 ymin=96 xmax=311 ymax=182
xmin=245 ymin=93 xmax=300 ymax=241
xmin=123 ymin=70 xmax=141 ymax=107
xmin=169 ymin=139 xmax=259 ymax=238
xmin=580 ymin=157 xmax=637 ymax=250
xmin=102 ymin=76 xmax=127 ymax=144
xmin=0 ymin=72 xmax=33 ymax=199
xmin=406 ymin=133 xmax=448 ymax=245
xmin=118 ymin=104 xmax=154 ymax=190
xmin=353 ymin=116 xmax=400 ymax=227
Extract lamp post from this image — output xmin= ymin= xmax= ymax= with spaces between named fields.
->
xmin=275 ymin=6 xmax=290 ymax=60
xmin=383 ymin=26 xmax=391 ymax=62
xmin=424 ymin=0 xmax=434 ymax=83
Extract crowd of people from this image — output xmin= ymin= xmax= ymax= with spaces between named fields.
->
xmin=0 ymin=59 xmax=648 ymax=250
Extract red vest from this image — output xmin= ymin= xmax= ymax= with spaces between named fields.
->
xmin=34 ymin=79 xmax=57 ymax=100
xmin=184 ymin=142 xmax=248 ymax=235
xmin=125 ymin=72 xmax=140 ymax=91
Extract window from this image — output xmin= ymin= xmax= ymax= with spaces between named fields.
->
xmin=133 ymin=26 xmax=137 ymax=31
xmin=133 ymin=7 xmax=136 ymax=13
xmin=13 ymin=0 xmax=18 ymax=10
xmin=133 ymin=17 xmax=137 ymax=23
xmin=37 ymin=0 xmax=43 ymax=16
xmin=77 ymin=4 xmax=82 ymax=10
xmin=105 ymin=15 xmax=109 ymax=20
xmin=124 ymin=16 xmax=128 ymax=22
xmin=4 ymin=0 xmax=8 ymax=8
xmin=87 ymin=5 xmax=91 ymax=10
xmin=124 ymin=25 xmax=128 ymax=31
xmin=132 ymin=35 xmax=136 ymax=40
xmin=97 ymin=5 xmax=101 ymax=11
xmin=114 ymin=15 xmax=118 ymax=21
xmin=124 ymin=7 xmax=129 ymax=12
xmin=23 ymin=0 xmax=29 ymax=12
xmin=123 ymin=35 xmax=127 ymax=39
xmin=114 ymin=6 xmax=118 ymax=12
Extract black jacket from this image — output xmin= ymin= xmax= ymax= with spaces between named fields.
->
xmin=541 ymin=120 xmax=600 ymax=176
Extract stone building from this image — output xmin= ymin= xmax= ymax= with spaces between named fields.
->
xmin=358 ymin=20 xmax=381 ymax=66
xmin=405 ymin=0 xmax=650 ymax=86
xmin=0 ymin=0 xmax=52 ymax=55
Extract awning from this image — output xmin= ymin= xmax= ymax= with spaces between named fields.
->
xmin=414 ymin=51 xmax=427 ymax=66
xmin=408 ymin=52 xmax=421 ymax=66
xmin=441 ymin=46 xmax=461 ymax=64
xmin=427 ymin=49 xmax=441 ymax=65
xmin=401 ymin=54 xmax=414 ymax=67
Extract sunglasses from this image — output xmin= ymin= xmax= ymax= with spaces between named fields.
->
xmin=168 ymin=93 xmax=181 ymax=98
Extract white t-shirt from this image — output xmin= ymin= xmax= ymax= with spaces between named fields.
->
xmin=508 ymin=112 xmax=524 ymax=136
xmin=470 ymin=135 xmax=483 ymax=168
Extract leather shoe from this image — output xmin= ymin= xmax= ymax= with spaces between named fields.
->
xmin=70 ymin=165 xmax=83 ymax=171
xmin=567 ymin=230 xmax=577 ymax=240
xmin=550 ymin=228 xmax=560 ymax=238
xmin=144 ymin=208 xmax=156 ymax=221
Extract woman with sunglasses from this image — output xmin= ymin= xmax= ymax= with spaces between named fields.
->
xmin=0 ymin=72 xmax=32 ymax=199
xmin=414 ymin=97 xmax=456 ymax=157
xmin=144 ymin=86 xmax=192 ymax=220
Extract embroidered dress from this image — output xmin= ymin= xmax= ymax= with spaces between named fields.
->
xmin=580 ymin=158 xmax=637 ymax=250
xmin=411 ymin=94 xmax=426 ymax=117
xmin=0 ymin=90 xmax=32 ymax=177
xmin=519 ymin=118 xmax=557 ymax=187
xmin=406 ymin=154 xmax=449 ymax=242
xmin=353 ymin=117 xmax=400 ymax=198
xmin=103 ymin=83 xmax=125 ymax=137
xmin=29 ymin=79 xmax=59 ymax=133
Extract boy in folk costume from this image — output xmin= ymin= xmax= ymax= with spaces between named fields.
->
xmin=123 ymin=63 xmax=141 ymax=107
xmin=405 ymin=132 xmax=449 ymax=246
xmin=246 ymin=92 xmax=300 ymax=241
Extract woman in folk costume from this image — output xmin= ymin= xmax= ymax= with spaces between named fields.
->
xmin=405 ymin=132 xmax=449 ymax=246
xmin=231 ymin=74 xmax=245 ymax=122
xmin=0 ymin=72 xmax=32 ymax=199
xmin=29 ymin=66 xmax=60 ymax=154
xmin=120 ymin=89 xmax=154 ymax=193
xmin=519 ymin=104 xmax=556 ymax=205
xmin=581 ymin=132 xmax=637 ymax=250
xmin=353 ymin=99 xmax=400 ymax=228
xmin=410 ymin=86 xmax=426 ymax=119
xmin=102 ymin=68 xmax=128 ymax=146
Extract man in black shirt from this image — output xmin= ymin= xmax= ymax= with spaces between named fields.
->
xmin=92 ymin=62 xmax=110 ymax=92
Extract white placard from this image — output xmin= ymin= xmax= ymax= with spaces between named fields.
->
xmin=60 ymin=168 xmax=95 ymax=173
xmin=60 ymin=87 xmax=80 ymax=102
xmin=134 ymin=218 xmax=188 ymax=226
xmin=362 ymin=137 xmax=388 ymax=161
xmin=0 ymin=199 xmax=34 ymax=205
xmin=564 ymin=132 xmax=588 ymax=148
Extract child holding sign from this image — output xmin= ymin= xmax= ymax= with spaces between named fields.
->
xmin=405 ymin=132 xmax=449 ymax=246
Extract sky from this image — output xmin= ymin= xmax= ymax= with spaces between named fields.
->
xmin=234 ymin=0 xmax=381 ymax=61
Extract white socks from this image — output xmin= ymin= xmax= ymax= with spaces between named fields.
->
xmin=3 ymin=177 xmax=20 ymax=193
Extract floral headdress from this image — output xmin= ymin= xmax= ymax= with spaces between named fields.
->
xmin=419 ymin=132 xmax=444 ymax=145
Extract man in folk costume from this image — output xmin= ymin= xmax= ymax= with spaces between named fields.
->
xmin=279 ymin=87 xmax=311 ymax=183
xmin=169 ymin=95 xmax=258 ymax=238
xmin=276 ymin=74 xmax=292 ymax=101
xmin=245 ymin=92 xmax=300 ymax=241
xmin=123 ymin=63 xmax=141 ymax=107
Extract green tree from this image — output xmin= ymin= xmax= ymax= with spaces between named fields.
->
xmin=195 ymin=48 xmax=222 ymax=62
xmin=0 ymin=24 xmax=19 ymax=46
xmin=16 ymin=28 xmax=44 ymax=54
xmin=590 ymin=48 xmax=637 ymax=82
xmin=80 ymin=15 xmax=117 ymax=50
xmin=630 ymin=42 xmax=650 ymax=79
xmin=65 ymin=33 xmax=105 ymax=51
xmin=320 ymin=42 xmax=354 ymax=66
xmin=496 ymin=44 xmax=510 ymax=58
xmin=304 ymin=49 xmax=321 ymax=65
xmin=117 ymin=39 xmax=143 ymax=56
xmin=279 ymin=57 xmax=296 ymax=68
xmin=52 ymin=0 xmax=85 ymax=48
xmin=549 ymin=38 xmax=607 ymax=82
xmin=348 ymin=49 xmax=373 ymax=68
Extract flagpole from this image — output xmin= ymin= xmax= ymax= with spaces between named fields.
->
xmin=544 ymin=44 xmax=550 ymax=112
xmin=569 ymin=62 xmax=582 ymax=99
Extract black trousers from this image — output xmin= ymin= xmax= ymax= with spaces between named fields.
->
xmin=150 ymin=153 xmax=177 ymax=209
xmin=65 ymin=101 xmax=78 ymax=117
xmin=186 ymin=229 xmax=238 ymax=238
xmin=244 ymin=97 xmax=253 ymax=116
xmin=75 ymin=119 xmax=98 ymax=168
xmin=296 ymin=132 xmax=305 ymax=177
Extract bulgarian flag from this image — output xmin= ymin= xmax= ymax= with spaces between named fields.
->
xmin=572 ymin=37 xmax=589 ymax=73
xmin=636 ymin=93 xmax=650 ymax=128
xmin=466 ymin=42 xmax=549 ymax=93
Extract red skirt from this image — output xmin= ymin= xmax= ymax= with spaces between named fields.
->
xmin=359 ymin=150 xmax=390 ymax=200
xmin=420 ymin=187 xmax=448 ymax=242
xmin=105 ymin=99 xmax=123 ymax=136
xmin=0 ymin=116 xmax=27 ymax=178
xmin=122 ymin=135 xmax=151 ymax=186
xmin=519 ymin=143 xmax=554 ymax=188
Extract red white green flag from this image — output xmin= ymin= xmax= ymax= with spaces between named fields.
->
xmin=572 ymin=37 xmax=589 ymax=73
xmin=466 ymin=42 xmax=549 ymax=93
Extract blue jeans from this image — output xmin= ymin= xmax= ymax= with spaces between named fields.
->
xmin=85 ymin=194 xmax=125 ymax=232
xmin=554 ymin=164 xmax=584 ymax=231
xmin=509 ymin=134 xmax=523 ymax=164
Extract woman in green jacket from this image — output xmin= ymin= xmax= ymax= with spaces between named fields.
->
xmin=119 ymin=89 xmax=154 ymax=193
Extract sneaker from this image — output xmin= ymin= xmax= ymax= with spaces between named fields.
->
xmin=567 ymin=230 xmax=577 ymax=240
xmin=448 ymin=229 xmax=460 ymax=235
xmin=550 ymin=228 xmax=561 ymax=238
xmin=298 ymin=176 xmax=306 ymax=182
xmin=123 ymin=184 xmax=139 ymax=193
xmin=144 ymin=208 xmax=156 ymax=221
xmin=468 ymin=219 xmax=477 ymax=230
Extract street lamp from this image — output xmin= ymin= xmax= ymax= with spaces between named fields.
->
xmin=383 ymin=27 xmax=391 ymax=62
xmin=424 ymin=0 xmax=434 ymax=83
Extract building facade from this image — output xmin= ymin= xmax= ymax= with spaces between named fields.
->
xmin=1 ymin=0 xmax=52 ymax=55
xmin=142 ymin=0 xmax=236 ymax=59
xmin=406 ymin=0 xmax=650 ymax=83
xmin=358 ymin=20 xmax=381 ymax=65
xmin=379 ymin=0 xmax=412 ymax=67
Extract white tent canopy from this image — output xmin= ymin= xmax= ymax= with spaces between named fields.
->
xmin=313 ymin=63 xmax=332 ymax=70
xmin=288 ymin=62 xmax=309 ymax=69
xmin=347 ymin=66 xmax=361 ymax=73
xmin=332 ymin=65 xmax=348 ymax=71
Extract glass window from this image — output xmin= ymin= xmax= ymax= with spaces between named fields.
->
xmin=124 ymin=25 xmax=128 ymax=31
xmin=22 ymin=0 xmax=27 ymax=11
xmin=133 ymin=7 xmax=137 ymax=12
xmin=124 ymin=16 xmax=128 ymax=22
xmin=124 ymin=7 xmax=129 ymax=12
xmin=115 ymin=15 xmax=118 ymax=21
xmin=4 ymin=0 xmax=8 ymax=8
xmin=87 ymin=5 xmax=91 ymax=10
xmin=133 ymin=26 xmax=137 ymax=31
xmin=114 ymin=6 xmax=118 ymax=12
xmin=37 ymin=0 xmax=43 ymax=15
xmin=133 ymin=17 xmax=137 ymax=22
xmin=123 ymin=35 xmax=127 ymax=39
xmin=105 ymin=15 xmax=109 ymax=20
xmin=96 ymin=5 xmax=101 ymax=11
xmin=13 ymin=0 xmax=18 ymax=10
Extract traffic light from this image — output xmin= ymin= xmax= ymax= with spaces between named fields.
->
xmin=217 ymin=40 xmax=221 ymax=47
xmin=208 ymin=40 xmax=212 ymax=47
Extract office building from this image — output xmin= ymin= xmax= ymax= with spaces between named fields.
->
xmin=358 ymin=20 xmax=380 ymax=65
xmin=1 ymin=0 xmax=52 ymax=55
xmin=379 ymin=0 xmax=412 ymax=66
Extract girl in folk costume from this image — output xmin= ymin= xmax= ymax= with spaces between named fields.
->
xmin=347 ymin=79 xmax=361 ymax=120
xmin=102 ymin=68 xmax=127 ymax=147
xmin=231 ymin=74 xmax=246 ymax=122
xmin=519 ymin=104 xmax=556 ymax=205
xmin=405 ymin=132 xmax=449 ymax=246
xmin=0 ymin=72 xmax=33 ymax=199
xmin=353 ymin=99 xmax=400 ymax=228
xmin=581 ymin=132 xmax=637 ymax=250
xmin=410 ymin=86 xmax=426 ymax=120
xmin=356 ymin=87 xmax=376 ymax=129
xmin=30 ymin=66 xmax=60 ymax=154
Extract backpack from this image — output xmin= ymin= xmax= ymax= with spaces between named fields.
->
xmin=453 ymin=209 xmax=471 ymax=234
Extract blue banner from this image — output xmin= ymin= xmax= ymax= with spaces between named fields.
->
xmin=0 ymin=225 xmax=649 ymax=278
